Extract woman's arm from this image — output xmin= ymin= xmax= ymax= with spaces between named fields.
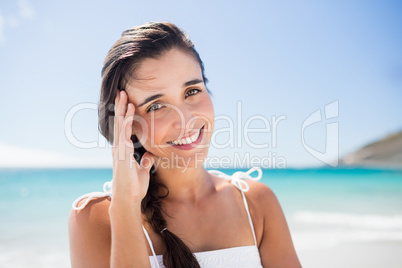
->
xmin=69 ymin=90 xmax=155 ymax=267
xmin=68 ymin=197 xmax=152 ymax=268
xmin=249 ymin=182 xmax=302 ymax=267
xmin=108 ymin=196 xmax=151 ymax=268
xmin=106 ymin=90 xmax=155 ymax=267
xmin=68 ymin=197 xmax=112 ymax=268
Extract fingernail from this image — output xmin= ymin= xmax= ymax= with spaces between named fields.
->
xmin=120 ymin=91 xmax=123 ymax=98
xmin=141 ymin=157 xmax=149 ymax=167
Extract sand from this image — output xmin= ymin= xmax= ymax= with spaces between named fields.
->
xmin=298 ymin=241 xmax=402 ymax=268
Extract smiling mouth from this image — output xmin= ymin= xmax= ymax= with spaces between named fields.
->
xmin=167 ymin=125 xmax=204 ymax=146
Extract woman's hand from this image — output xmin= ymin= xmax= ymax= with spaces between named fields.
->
xmin=111 ymin=89 xmax=155 ymax=203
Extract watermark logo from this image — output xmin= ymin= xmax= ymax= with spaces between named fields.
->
xmin=64 ymin=99 xmax=339 ymax=169
xmin=301 ymin=100 xmax=339 ymax=167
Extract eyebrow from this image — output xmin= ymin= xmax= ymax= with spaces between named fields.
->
xmin=138 ymin=78 xmax=204 ymax=108
xmin=184 ymin=78 xmax=203 ymax=87
xmin=138 ymin=93 xmax=164 ymax=107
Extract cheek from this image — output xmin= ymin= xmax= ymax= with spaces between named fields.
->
xmin=198 ymin=96 xmax=215 ymax=130
xmin=147 ymin=118 xmax=168 ymax=142
xmin=133 ymin=117 xmax=170 ymax=150
xmin=132 ymin=116 xmax=148 ymax=140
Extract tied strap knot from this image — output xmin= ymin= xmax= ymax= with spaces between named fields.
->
xmin=208 ymin=166 xmax=263 ymax=192
xmin=72 ymin=180 xmax=113 ymax=210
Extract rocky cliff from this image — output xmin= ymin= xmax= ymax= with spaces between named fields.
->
xmin=338 ymin=130 xmax=402 ymax=169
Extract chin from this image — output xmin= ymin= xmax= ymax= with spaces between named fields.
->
xmin=149 ymin=149 xmax=209 ymax=170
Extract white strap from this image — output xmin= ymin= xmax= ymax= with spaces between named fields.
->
xmin=208 ymin=166 xmax=262 ymax=192
xmin=72 ymin=180 xmax=113 ymax=210
xmin=240 ymin=189 xmax=258 ymax=246
xmin=72 ymin=167 xmax=263 ymax=262
xmin=142 ymin=225 xmax=161 ymax=268
xmin=208 ymin=166 xmax=262 ymax=246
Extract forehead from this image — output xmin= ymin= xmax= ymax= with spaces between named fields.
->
xmin=125 ymin=48 xmax=203 ymax=105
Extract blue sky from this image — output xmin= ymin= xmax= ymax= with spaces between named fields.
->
xmin=0 ymin=0 xmax=401 ymax=168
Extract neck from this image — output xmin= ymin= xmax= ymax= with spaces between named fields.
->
xmin=154 ymin=165 xmax=214 ymax=204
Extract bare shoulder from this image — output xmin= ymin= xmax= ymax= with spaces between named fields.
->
xmin=244 ymin=180 xmax=279 ymax=213
xmin=245 ymin=180 xmax=275 ymax=200
xmin=69 ymin=196 xmax=111 ymax=230
xmin=245 ymin=181 xmax=302 ymax=267
xmin=242 ymin=180 xmax=282 ymax=232
xmin=68 ymin=196 xmax=111 ymax=268
xmin=69 ymin=196 xmax=111 ymax=221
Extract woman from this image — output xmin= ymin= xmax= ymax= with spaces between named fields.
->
xmin=69 ymin=22 xmax=302 ymax=268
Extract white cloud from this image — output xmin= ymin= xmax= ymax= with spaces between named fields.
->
xmin=0 ymin=142 xmax=111 ymax=168
xmin=0 ymin=1 xmax=35 ymax=44
xmin=18 ymin=0 xmax=35 ymax=20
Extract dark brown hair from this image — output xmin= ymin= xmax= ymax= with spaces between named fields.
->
xmin=98 ymin=22 xmax=210 ymax=268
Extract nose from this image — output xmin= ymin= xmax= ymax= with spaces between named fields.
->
xmin=171 ymin=103 xmax=198 ymax=133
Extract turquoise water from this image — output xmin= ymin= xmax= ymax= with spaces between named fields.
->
xmin=0 ymin=167 xmax=401 ymax=267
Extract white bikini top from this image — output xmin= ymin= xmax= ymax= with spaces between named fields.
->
xmin=72 ymin=167 xmax=264 ymax=268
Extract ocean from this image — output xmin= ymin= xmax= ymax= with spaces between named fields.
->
xmin=1 ymin=167 xmax=401 ymax=267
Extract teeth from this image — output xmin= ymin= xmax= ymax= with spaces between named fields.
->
xmin=171 ymin=129 xmax=200 ymax=145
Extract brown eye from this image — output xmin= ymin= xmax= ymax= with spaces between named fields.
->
xmin=185 ymin=88 xmax=201 ymax=97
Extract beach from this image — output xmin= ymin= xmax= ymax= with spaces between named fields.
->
xmin=300 ymin=241 xmax=402 ymax=268
xmin=0 ymin=167 xmax=401 ymax=267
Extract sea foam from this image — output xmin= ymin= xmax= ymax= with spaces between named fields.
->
xmin=291 ymin=211 xmax=402 ymax=250
xmin=293 ymin=211 xmax=402 ymax=230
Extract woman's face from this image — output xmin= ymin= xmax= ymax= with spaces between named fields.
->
xmin=125 ymin=48 xmax=215 ymax=168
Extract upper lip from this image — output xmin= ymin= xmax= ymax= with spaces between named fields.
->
xmin=168 ymin=125 xmax=204 ymax=143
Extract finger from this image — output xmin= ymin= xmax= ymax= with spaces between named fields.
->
xmin=118 ymin=103 xmax=135 ymax=160
xmin=120 ymin=90 xmax=136 ymax=145
xmin=111 ymin=91 xmax=119 ymax=176
xmin=117 ymin=91 xmax=128 ymax=138
xmin=140 ymin=152 xmax=155 ymax=171
xmin=124 ymin=103 xmax=135 ymax=144
xmin=113 ymin=90 xmax=121 ymax=147
xmin=115 ymin=90 xmax=128 ymax=148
